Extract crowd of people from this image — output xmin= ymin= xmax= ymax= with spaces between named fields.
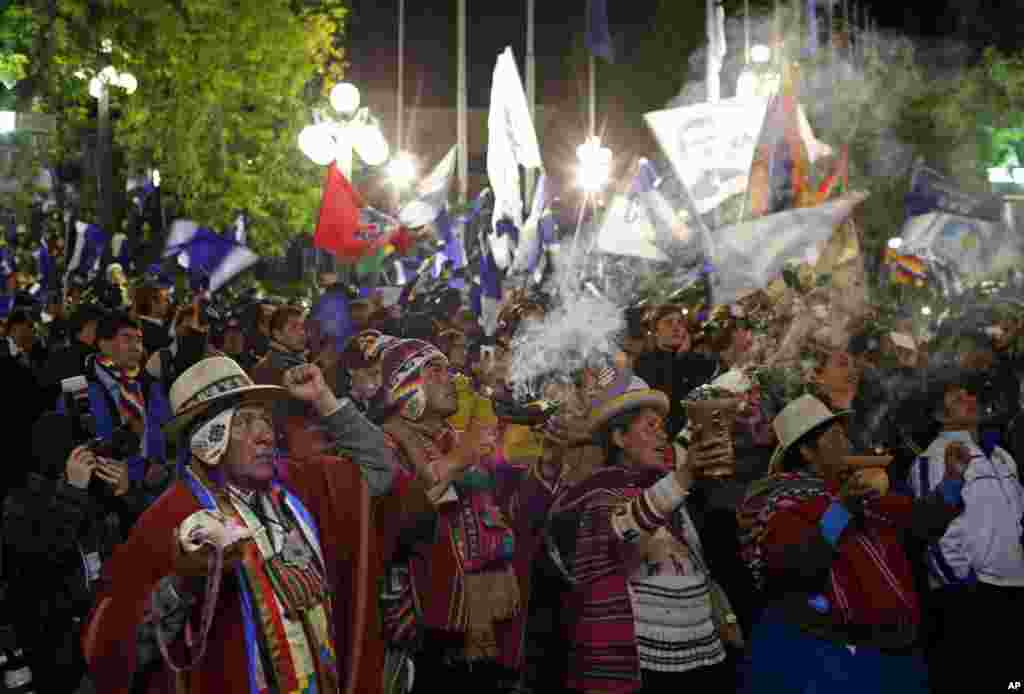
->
xmin=1 ymin=255 xmax=1023 ymax=694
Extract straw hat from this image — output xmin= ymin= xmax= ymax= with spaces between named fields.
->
xmin=164 ymin=356 xmax=288 ymax=437
xmin=588 ymin=371 xmax=670 ymax=436
xmin=768 ymin=394 xmax=850 ymax=474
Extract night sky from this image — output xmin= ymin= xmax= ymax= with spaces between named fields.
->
xmin=344 ymin=0 xmax=962 ymax=109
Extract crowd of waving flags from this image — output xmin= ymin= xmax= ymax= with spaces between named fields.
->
xmin=11 ymin=6 xmax=1020 ymax=325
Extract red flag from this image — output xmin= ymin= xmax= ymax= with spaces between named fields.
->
xmin=313 ymin=163 xmax=365 ymax=260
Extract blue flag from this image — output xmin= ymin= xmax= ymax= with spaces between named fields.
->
xmin=805 ymin=0 xmax=819 ymax=58
xmin=585 ymin=0 xmax=614 ymax=62
xmin=165 ymin=220 xmax=260 ymax=293
xmin=33 ymin=239 xmax=53 ymax=290
xmin=309 ymin=288 xmax=353 ymax=353
xmin=905 ymin=160 xmax=1004 ymax=223
xmin=65 ymin=221 xmax=110 ymax=280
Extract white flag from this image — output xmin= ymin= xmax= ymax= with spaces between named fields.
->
xmin=645 ymin=97 xmax=769 ymax=215
xmin=708 ymin=192 xmax=868 ymax=304
xmin=899 ymin=211 xmax=1022 ymax=293
xmin=487 ymin=47 xmax=542 ymax=233
xmin=399 ymin=145 xmax=457 ymax=228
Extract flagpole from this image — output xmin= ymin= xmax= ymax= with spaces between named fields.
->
xmin=457 ymin=0 xmax=469 ymax=204
xmin=792 ymin=0 xmax=800 ymax=57
xmin=705 ymin=0 xmax=717 ymax=102
xmin=587 ymin=0 xmax=596 ymax=137
xmin=744 ymin=0 xmax=750 ymax=63
xmin=827 ymin=0 xmax=834 ymax=64
xmin=525 ymin=0 xmax=537 ymax=202
xmin=397 ymin=0 xmax=405 ymax=152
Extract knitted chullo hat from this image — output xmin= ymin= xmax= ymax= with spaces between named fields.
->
xmin=378 ymin=338 xmax=447 ymax=421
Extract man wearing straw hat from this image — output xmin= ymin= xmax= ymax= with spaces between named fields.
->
xmin=738 ymin=393 xmax=968 ymax=693
xmin=82 ymin=356 xmax=400 ymax=694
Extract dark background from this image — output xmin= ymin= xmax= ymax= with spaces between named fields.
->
xmin=344 ymin=0 xmax=1010 ymax=109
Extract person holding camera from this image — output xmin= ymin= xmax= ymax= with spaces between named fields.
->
xmin=3 ymin=420 xmax=153 ymax=693
xmin=738 ymin=394 xmax=968 ymax=693
xmin=56 ymin=311 xmax=177 ymax=500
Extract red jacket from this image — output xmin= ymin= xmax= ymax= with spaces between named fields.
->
xmin=82 ymin=455 xmax=385 ymax=694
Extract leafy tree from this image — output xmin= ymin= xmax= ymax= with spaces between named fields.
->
xmin=1 ymin=0 xmax=350 ymax=257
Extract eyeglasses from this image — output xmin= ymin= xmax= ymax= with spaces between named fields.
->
xmin=234 ymin=409 xmax=273 ymax=435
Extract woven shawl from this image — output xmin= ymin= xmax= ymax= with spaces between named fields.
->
xmin=546 ymin=463 xmax=683 ymax=694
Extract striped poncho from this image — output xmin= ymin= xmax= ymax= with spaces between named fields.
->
xmin=546 ymin=463 xmax=722 ymax=693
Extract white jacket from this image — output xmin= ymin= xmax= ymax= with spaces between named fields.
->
xmin=909 ymin=430 xmax=1024 ymax=588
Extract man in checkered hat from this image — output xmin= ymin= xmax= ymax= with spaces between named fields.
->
xmin=373 ymin=338 xmax=522 ymax=692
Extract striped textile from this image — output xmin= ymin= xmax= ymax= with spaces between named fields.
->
xmin=737 ymin=472 xmax=829 ymax=590
xmin=739 ymin=472 xmax=922 ymax=628
xmin=631 ymin=575 xmax=724 ymax=673
xmin=229 ymin=489 xmax=338 ymax=693
xmin=548 ymin=464 xmax=706 ymax=693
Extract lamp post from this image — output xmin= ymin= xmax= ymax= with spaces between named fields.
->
xmin=736 ymin=44 xmax=780 ymax=99
xmin=85 ymin=63 xmax=137 ymax=236
xmin=298 ymin=82 xmax=389 ymax=180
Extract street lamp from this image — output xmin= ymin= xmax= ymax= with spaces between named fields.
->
xmin=81 ymin=62 xmax=137 ymax=235
xmin=887 ymin=237 xmax=903 ymax=250
xmin=298 ymin=82 xmax=390 ymax=178
xmin=576 ymin=136 xmax=612 ymax=192
xmin=386 ymin=152 xmax=417 ymax=189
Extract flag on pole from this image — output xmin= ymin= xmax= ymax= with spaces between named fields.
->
xmin=33 ymin=238 xmax=53 ymax=290
xmin=164 ymin=221 xmax=260 ymax=293
xmin=746 ymin=69 xmax=814 ymax=218
xmin=585 ymin=0 xmax=614 ymax=62
xmin=65 ymin=221 xmax=110 ymax=280
xmin=477 ymin=247 xmax=503 ymax=336
xmin=904 ymin=159 xmax=1004 ymax=223
xmin=487 ymin=47 xmax=543 ymax=233
xmin=313 ymin=163 xmax=365 ymax=260
xmin=806 ymin=0 xmax=819 ymax=57
xmin=597 ymin=159 xmax=702 ymax=264
xmin=399 ymin=145 xmax=457 ymax=229
xmin=309 ymin=287 xmax=354 ymax=353
xmin=510 ymin=173 xmax=553 ymax=274
xmin=708 ymin=191 xmax=868 ymax=303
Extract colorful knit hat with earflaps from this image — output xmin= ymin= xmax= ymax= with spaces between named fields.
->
xmin=377 ymin=338 xmax=447 ymax=421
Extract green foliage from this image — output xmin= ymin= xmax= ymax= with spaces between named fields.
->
xmin=0 ymin=0 xmax=350 ymax=258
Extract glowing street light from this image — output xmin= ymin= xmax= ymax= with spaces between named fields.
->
xmin=330 ymin=82 xmax=361 ymax=115
xmin=887 ymin=237 xmax=904 ymax=250
xmin=988 ymin=167 xmax=1024 ymax=185
xmin=299 ymin=82 xmax=390 ymax=177
xmin=79 ymin=55 xmax=138 ymax=235
xmin=750 ymin=44 xmax=771 ymax=63
xmin=576 ymin=136 xmax=613 ymax=192
xmin=386 ymin=152 xmax=417 ymax=189
xmin=921 ymin=306 xmax=932 ymax=317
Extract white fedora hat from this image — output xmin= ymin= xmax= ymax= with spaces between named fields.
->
xmin=768 ymin=393 xmax=850 ymax=474
xmin=164 ymin=356 xmax=288 ymax=438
